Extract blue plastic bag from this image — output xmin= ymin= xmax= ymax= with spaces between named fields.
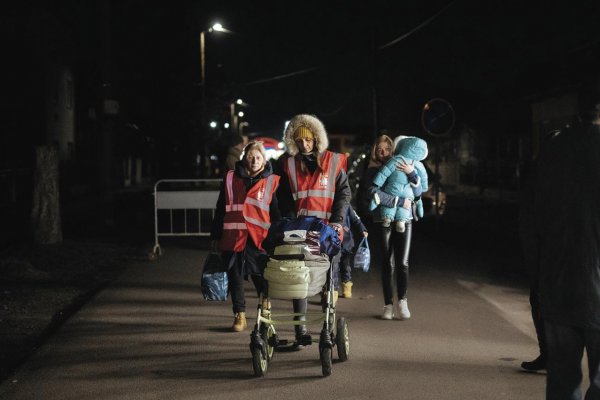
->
xmin=353 ymin=237 xmax=370 ymax=272
xmin=201 ymin=252 xmax=228 ymax=301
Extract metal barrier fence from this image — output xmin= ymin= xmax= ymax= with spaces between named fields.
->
xmin=153 ymin=179 xmax=221 ymax=256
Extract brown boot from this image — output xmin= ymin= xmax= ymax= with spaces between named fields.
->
xmin=341 ymin=281 xmax=353 ymax=298
xmin=232 ymin=312 xmax=247 ymax=332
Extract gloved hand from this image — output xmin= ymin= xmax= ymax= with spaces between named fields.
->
xmin=416 ymin=199 xmax=424 ymax=219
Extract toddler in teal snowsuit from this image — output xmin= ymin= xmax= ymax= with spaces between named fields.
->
xmin=369 ymin=136 xmax=428 ymax=232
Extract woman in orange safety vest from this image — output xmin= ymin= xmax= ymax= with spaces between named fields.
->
xmin=274 ymin=114 xmax=351 ymax=344
xmin=210 ymin=141 xmax=280 ymax=332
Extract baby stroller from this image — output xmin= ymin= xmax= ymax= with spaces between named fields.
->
xmin=249 ymin=217 xmax=350 ymax=377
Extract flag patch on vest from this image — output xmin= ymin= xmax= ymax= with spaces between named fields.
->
xmin=256 ymin=188 xmax=265 ymax=200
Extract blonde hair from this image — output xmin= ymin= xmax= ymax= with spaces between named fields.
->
xmin=370 ymin=134 xmax=394 ymax=163
xmin=242 ymin=141 xmax=267 ymax=167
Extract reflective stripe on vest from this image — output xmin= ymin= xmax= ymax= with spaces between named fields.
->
xmin=223 ymin=223 xmax=248 ymax=230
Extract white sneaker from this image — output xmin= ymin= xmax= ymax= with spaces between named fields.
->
xmin=398 ymin=298 xmax=411 ymax=320
xmin=381 ymin=304 xmax=394 ymax=320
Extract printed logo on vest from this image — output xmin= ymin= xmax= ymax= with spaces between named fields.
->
xmin=256 ymin=188 xmax=265 ymax=200
xmin=319 ymin=173 xmax=329 ymax=188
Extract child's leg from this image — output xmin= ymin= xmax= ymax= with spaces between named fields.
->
xmin=380 ymin=206 xmax=395 ymax=227
xmin=412 ymin=187 xmax=424 ymax=219
xmin=340 ymin=251 xmax=353 ymax=298
xmin=341 ymin=251 xmax=352 ymax=282
xmin=394 ymin=207 xmax=412 ymax=233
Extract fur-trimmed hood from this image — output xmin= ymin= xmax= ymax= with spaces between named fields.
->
xmin=283 ymin=114 xmax=329 ymax=156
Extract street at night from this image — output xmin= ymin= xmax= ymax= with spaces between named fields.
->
xmin=0 ymin=198 xmax=569 ymax=399
xmin=2 ymin=1 xmax=600 ymax=398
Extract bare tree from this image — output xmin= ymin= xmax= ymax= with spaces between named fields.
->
xmin=31 ymin=146 xmax=62 ymax=244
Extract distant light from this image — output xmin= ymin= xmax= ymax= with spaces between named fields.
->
xmin=210 ymin=154 xmax=218 ymax=161
xmin=238 ymin=111 xmax=244 ymax=117
xmin=361 ymin=154 xmax=366 ymax=159
xmin=224 ymin=122 xmax=230 ymax=129
xmin=236 ymin=99 xmax=243 ymax=105
xmin=277 ymin=142 xmax=284 ymax=149
xmin=209 ymin=121 xmax=217 ymax=128
xmin=211 ymin=23 xmax=225 ymax=32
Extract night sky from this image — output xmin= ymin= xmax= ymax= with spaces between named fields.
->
xmin=120 ymin=1 xmax=600 ymax=136
xmin=5 ymin=1 xmax=600 ymax=144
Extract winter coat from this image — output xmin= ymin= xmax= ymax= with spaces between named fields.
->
xmin=521 ymin=122 xmax=600 ymax=329
xmin=275 ymin=114 xmax=351 ymax=225
xmin=357 ymin=164 xmax=400 ymax=223
xmin=370 ymin=136 xmax=429 ymax=222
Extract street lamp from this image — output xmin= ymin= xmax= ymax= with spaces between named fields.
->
xmin=199 ymin=22 xmax=228 ymax=177
xmin=229 ymin=99 xmax=249 ymax=134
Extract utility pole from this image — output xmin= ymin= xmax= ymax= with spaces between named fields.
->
xmin=370 ymin=26 xmax=380 ymax=141
xmin=99 ymin=0 xmax=118 ymax=225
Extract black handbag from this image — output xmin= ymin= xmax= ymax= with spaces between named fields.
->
xmin=201 ymin=252 xmax=229 ymax=301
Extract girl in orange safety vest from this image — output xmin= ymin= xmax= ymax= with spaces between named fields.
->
xmin=210 ymin=141 xmax=280 ymax=332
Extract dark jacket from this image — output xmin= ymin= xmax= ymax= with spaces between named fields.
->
xmin=342 ymin=207 xmax=367 ymax=253
xmin=521 ymin=122 xmax=600 ymax=329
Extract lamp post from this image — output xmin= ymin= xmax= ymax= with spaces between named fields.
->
xmin=199 ymin=23 xmax=228 ymax=177
xmin=229 ymin=98 xmax=247 ymax=134
xmin=239 ymin=122 xmax=249 ymax=135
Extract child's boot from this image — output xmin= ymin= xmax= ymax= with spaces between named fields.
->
xmin=341 ymin=281 xmax=353 ymax=298
xmin=395 ymin=220 xmax=406 ymax=233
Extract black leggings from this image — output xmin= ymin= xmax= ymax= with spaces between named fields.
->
xmin=380 ymin=222 xmax=412 ymax=305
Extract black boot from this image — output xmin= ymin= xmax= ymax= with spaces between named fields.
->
xmin=293 ymin=317 xmax=307 ymax=349
xmin=293 ymin=298 xmax=307 ymax=349
xmin=521 ymin=355 xmax=546 ymax=371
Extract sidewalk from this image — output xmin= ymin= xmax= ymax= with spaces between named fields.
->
xmin=0 ymin=232 xmax=552 ymax=399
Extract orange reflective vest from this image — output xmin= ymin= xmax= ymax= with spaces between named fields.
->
xmin=219 ymin=170 xmax=280 ymax=252
xmin=281 ymin=150 xmax=347 ymax=223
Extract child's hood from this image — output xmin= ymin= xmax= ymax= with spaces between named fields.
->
xmin=394 ymin=136 xmax=428 ymax=161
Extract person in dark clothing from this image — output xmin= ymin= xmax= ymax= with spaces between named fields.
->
xmin=336 ymin=206 xmax=368 ymax=298
xmin=520 ymin=81 xmax=600 ymax=399
xmin=210 ymin=141 xmax=281 ymax=332
xmin=519 ymin=135 xmax=553 ymax=372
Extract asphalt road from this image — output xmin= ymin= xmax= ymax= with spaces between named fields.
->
xmin=0 ymin=228 xmax=584 ymax=400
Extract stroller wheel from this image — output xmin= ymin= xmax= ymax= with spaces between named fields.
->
xmin=336 ymin=317 xmax=349 ymax=362
xmin=319 ymin=346 xmax=332 ymax=377
xmin=260 ymin=324 xmax=276 ymax=361
xmin=251 ymin=344 xmax=268 ymax=377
